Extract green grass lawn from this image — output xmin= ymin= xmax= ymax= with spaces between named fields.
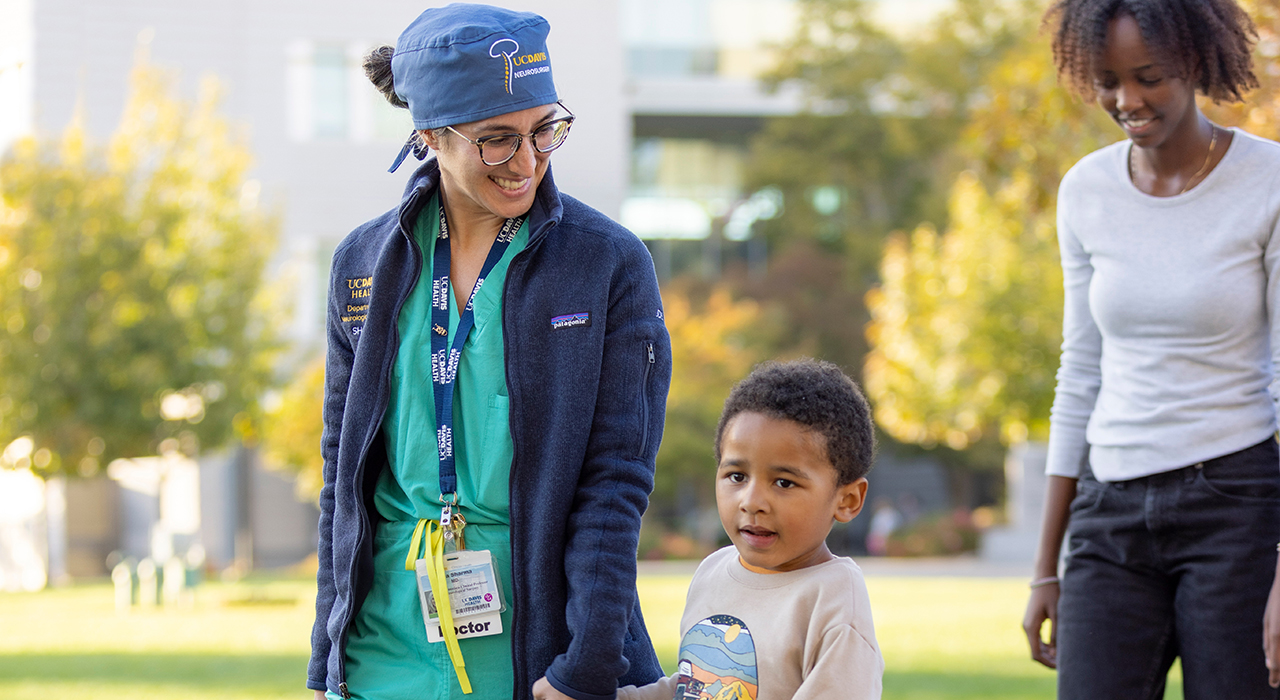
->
xmin=0 ymin=571 xmax=1184 ymax=699
xmin=0 ymin=576 xmax=316 ymax=699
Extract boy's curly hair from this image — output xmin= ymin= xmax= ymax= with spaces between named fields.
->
xmin=1044 ymin=0 xmax=1258 ymax=103
xmin=714 ymin=359 xmax=876 ymax=485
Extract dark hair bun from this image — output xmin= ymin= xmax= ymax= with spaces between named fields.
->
xmin=363 ymin=45 xmax=407 ymax=109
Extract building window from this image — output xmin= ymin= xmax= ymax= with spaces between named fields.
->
xmin=311 ymin=44 xmax=349 ymax=139
xmin=286 ymin=40 xmax=410 ymax=143
xmin=627 ymin=48 xmax=719 ymax=78
xmin=621 ymin=0 xmax=798 ymax=80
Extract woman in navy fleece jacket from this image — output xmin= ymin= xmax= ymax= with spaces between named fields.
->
xmin=307 ymin=6 xmax=671 ymax=700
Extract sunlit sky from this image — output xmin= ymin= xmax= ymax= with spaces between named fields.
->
xmin=871 ymin=0 xmax=955 ymax=33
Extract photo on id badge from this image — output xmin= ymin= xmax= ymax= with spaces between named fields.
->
xmin=415 ymin=549 xmax=506 ymax=642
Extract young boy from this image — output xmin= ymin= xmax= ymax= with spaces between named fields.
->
xmin=619 ymin=359 xmax=883 ymax=700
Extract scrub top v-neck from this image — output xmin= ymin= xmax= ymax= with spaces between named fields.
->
xmin=334 ymin=192 xmax=527 ymax=700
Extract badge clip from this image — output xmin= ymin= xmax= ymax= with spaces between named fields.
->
xmin=440 ymin=496 xmax=466 ymax=554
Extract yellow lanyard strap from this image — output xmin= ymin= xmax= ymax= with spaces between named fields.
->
xmin=406 ymin=518 xmax=472 ymax=694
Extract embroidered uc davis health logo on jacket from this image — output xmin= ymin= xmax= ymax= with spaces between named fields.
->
xmin=344 ymin=276 xmax=372 ymax=336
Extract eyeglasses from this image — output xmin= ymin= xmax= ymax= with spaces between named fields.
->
xmin=445 ymin=105 xmax=575 ymax=166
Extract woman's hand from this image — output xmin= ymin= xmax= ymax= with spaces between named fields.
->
xmin=1023 ymin=475 xmax=1076 ymax=670
xmin=532 ymin=676 xmax=575 ymax=700
xmin=313 ymin=691 xmax=327 ymax=699
xmin=1264 ymin=559 xmax=1280 ymax=687
xmin=1024 ymin=582 xmax=1061 ymax=668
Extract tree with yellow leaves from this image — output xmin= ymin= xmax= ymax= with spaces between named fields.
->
xmin=647 ymin=284 xmax=772 ymax=541
xmin=261 ymin=356 xmax=325 ymax=499
xmin=0 ymin=62 xmax=281 ymax=475
xmin=866 ymin=172 xmax=1064 ymax=449
xmin=864 ymin=29 xmax=1112 ymax=450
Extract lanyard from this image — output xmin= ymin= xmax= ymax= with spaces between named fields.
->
xmin=430 ymin=204 xmax=524 ymax=502
xmin=406 ymin=518 xmax=472 ymax=693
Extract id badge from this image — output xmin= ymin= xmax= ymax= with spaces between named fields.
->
xmin=415 ymin=549 xmax=505 ymax=643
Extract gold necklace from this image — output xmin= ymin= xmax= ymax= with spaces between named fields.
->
xmin=1129 ymin=124 xmax=1219 ymax=195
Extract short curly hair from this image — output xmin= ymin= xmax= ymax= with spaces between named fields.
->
xmin=714 ymin=359 xmax=876 ymax=485
xmin=1044 ymin=0 xmax=1258 ymax=103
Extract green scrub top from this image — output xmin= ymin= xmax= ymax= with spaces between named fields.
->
xmin=333 ymin=193 xmax=528 ymax=700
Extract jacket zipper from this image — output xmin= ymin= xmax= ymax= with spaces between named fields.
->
xmin=639 ymin=341 xmax=655 ymax=455
xmin=501 ymin=218 xmax=556 ymax=697
xmin=335 ymin=193 xmax=425 ymax=699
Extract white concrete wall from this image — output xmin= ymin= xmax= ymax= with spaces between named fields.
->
xmin=0 ymin=469 xmax=48 ymax=591
xmin=0 ymin=0 xmax=35 ymax=152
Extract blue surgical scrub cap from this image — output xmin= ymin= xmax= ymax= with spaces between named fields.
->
xmin=392 ymin=4 xmax=559 ymax=130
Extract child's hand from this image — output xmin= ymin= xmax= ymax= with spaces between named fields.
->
xmin=532 ymin=676 xmax=575 ymax=700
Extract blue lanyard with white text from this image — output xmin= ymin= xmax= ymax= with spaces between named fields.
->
xmin=430 ymin=204 xmax=524 ymax=505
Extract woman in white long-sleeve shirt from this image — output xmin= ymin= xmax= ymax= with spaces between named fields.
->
xmin=1022 ymin=2 xmax=1280 ymax=699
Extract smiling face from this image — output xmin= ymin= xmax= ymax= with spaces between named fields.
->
xmin=423 ymin=102 xmax=559 ymax=228
xmin=1093 ymin=13 xmax=1200 ymax=150
xmin=716 ymin=411 xmax=867 ymax=573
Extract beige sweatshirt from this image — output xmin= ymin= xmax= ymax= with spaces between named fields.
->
xmin=619 ymin=546 xmax=883 ymax=700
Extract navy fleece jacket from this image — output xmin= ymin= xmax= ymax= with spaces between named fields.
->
xmin=308 ymin=160 xmax=671 ymax=699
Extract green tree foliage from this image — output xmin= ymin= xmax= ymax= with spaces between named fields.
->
xmin=740 ymin=0 xmax=1044 ymax=374
xmin=749 ymin=0 xmax=913 ymax=249
xmin=866 ymin=173 xmax=1063 ymax=449
xmin=864 ymin=29 xmax=1113 ymax=449
xmin=0 ymin=63 xmax=281 ymax=476
xmin=652 ymin=285 xmax=772 ymax=516
xmin=262 ymin=356 xmax=325 ymax=499
xmin=960 ymin=36 xmax=1116 ymax=207
xmin=732 ymin=241 xmax=868 ymax=373
xmin=751 ymin=0 xmax=1041 ymax=246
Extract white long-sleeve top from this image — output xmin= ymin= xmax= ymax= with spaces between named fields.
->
xmin=1046 ymin=128 xmax=1280 ymax=482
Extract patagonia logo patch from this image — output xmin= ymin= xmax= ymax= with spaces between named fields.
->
xmin=551 ymin=312 xmax=590 ymax=330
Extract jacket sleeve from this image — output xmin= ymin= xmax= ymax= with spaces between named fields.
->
xmin=545 ymin=236 xmax=672 ymax=700
xmin=308 ymin=258 xmax=357 ymax=691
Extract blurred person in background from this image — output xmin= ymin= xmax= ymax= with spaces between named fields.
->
xmin=1023 ymin=1 xmax=1280 ymax=698
xmin=307 ymin=5 xmax=671 ymax=700
xmin=865 ymin=497 xmax=901 ymax=556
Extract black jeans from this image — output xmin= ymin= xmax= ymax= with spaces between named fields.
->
xmin=1058 ymin=438 xmax=1280 ymax=700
